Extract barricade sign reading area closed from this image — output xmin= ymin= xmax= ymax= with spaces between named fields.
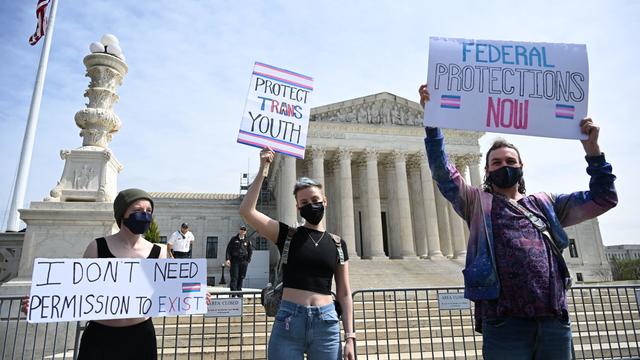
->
xmin=437 ymin=292 xmax=471 ymax=310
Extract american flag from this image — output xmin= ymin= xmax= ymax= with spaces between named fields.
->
xmin=28 ymin=0 xmax=50 ymax=46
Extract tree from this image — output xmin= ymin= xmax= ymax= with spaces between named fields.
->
xmin=144 ymin=218 xmax=161 ymax=243
xmin=610 ymin=258 xmax=640 ymax=281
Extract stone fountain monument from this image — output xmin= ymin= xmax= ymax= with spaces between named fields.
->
xmin=1 ymin=35 xmax=128 ymax=294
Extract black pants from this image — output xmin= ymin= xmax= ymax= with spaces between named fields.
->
xmin=77 ymin=318 xmax=157 ymax=359
xmin=172 ymin=250 xmax=190 ymax=258
xmin=229 ymin=260 xmax=249 ymax=292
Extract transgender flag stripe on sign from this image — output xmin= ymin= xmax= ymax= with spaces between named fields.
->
xmin=440 ymin=95 xmax=461 ymax=109
xmin=253 ymin=62 xmax=314 ymax=91
xmin=555 ymin=104 xmax=575 ymax=119
xmin=182 ymin=282 xmax=201 ymax=293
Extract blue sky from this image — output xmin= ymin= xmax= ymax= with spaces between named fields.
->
xmin=1 ymin=0 xmax=638 ymax=245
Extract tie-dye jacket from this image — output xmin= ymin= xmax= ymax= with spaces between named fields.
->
xmin=424 ymin=127 xmax=618 ymax=301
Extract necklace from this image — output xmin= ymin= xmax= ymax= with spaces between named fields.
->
xmin=303 ymin=228 xmax=325 ymax=247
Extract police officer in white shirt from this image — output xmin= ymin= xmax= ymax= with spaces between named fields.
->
xmin=167 ymin=223 xmax=195 ymax=258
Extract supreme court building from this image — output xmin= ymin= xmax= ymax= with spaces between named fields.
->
xmin=150 ymin=92 xmax=611 ymax=286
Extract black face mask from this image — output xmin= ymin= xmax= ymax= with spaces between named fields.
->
xmin=488 ymin=166 xmax=523 ymax=189
xmin=122 ymin=211 xmax=152 ymax=235
xmin=299 ymin=202 xmax=325 ymax=225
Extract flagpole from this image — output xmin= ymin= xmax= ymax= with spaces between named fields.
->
xmin=5 ymin=0 xmax=59 ymax=232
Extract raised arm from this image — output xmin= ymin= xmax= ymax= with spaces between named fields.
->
xmin=420 ymin=84 xmax=476 ymax=221
xmin=239 ymin=148 xmax=281 ymax=243
xmin=552 ymin=118 xmax=617 ymax=226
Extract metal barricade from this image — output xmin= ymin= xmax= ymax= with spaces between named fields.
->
xmin=3 ymin=286 xmax=639 ymax=359
xmin=350 ymin=285 xmax=640 ymax=360
xmin=351 ymin=287 xmax=481 ymax=360
xmin=0 ymin=296 xmax=78 ymax=360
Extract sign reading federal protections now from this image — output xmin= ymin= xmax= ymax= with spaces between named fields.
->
xmin=28 ymin=258 xmax=208 ymax=323
xmin=425 ymin=37 xmax=589 ymax=140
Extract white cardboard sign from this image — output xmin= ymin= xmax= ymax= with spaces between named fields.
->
xmin=28 ymin=258 xmax=208 ymax=323
xmin=237 ymin=61 xmax=313 ymax=159
xmin=425 ymin=37 xmax=589 ymax=139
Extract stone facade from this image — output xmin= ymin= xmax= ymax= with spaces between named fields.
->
xmin=0 ymin=91 xmax=613 ymax=289
xmin=142 ymin=92 xmax=612 ymax=286
xmin=605 ymin=245 xmax=640 ymax=261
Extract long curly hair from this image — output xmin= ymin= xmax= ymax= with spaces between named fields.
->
xmin=482 ymin=139 xmax=526 ymax=195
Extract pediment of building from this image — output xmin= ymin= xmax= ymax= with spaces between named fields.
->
xmin=310 ymin=92 xmax=424 ymax=126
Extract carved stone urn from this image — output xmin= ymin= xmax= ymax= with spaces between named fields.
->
xmin=46 ymin=41 xmax=127 ymax=203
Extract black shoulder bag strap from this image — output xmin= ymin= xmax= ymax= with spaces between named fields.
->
xmin=506 ymin=198 xmax=572 ymax=289
xmin=273 ymin=226 xmax=296 ymax=286
xmin=328 ymin=233 xmax=345 ymax=265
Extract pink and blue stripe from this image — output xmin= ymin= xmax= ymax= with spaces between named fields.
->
xmin=253 ymin=62 xmax=314 ymax=91
xmin=440 ymin=95 xmax=461 ymax=109
xmin=555 ymin=104 xmax=575 ymax=119
xmin=182 ymin=282 xmax=201 ymax=293
xmin=255 ymin=62 xmax=313 ymax=81
xmin=237 ymin=130 xmax=305 ymax=159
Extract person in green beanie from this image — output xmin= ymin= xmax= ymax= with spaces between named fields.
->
xmin=79 ymin=188 xmax=170 ymax=359
xmin=22 ymin=188 xmax=211 ymax=360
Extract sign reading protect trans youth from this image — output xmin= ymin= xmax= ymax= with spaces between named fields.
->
xmin=237 ymin=62 xmax=313 ymax=159
xmin=28 ymin=258 xmax=208 ymax=323
xmin=424 ymin=37 xmax=589 ymax=139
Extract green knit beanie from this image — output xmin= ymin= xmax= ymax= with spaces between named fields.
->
xmin=113 ymin=188 xmax=154 ymax=227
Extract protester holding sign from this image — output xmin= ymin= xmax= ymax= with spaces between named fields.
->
xmin=419 ymin=84 xmax=617 ymax=359
xmin=239 ymin=148 xmax=355 ymax=360
xmin=22 ymin=188 xmax=204 ymax=360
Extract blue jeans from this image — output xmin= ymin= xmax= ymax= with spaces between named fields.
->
xmin=482 ymin=316 xmax=572 ymax=360
xmin=268 ymin=300 xmax=341 ymax=360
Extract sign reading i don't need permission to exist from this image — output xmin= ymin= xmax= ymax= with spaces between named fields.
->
xmin=237 ymin=62 xmax=313 ymax=159
xmin=425 ymin=37 xmax=589 ymax=139
xmin=28 ymin=258 xmax=208 ymax=323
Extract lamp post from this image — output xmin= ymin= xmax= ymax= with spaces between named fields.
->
xmin=219 ymin=263 xmax=227 ymax=285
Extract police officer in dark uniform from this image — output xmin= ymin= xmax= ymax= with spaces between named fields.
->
xmin=225 ymin=226 xmax=253 ymax=296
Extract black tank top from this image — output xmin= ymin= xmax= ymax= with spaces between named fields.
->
xmin=95 ymin=237 xmax=161 ymax=259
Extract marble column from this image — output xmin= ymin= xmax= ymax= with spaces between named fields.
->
xmin=468 ymin=154 xmax=483 ymax=187
xmin=450 ymin=156 xmax=468 ymax=259
xmin=361 ymin=149 xmax=386 ymax=259
xmin=337 ymin=147 xmax=357 ymax=257
xmin=433 ymin=182 xmax=453 ymax=257
xmin=418 ymin=153 xmax=444 ymax=258
xmin=383 ymin=159 xmax=399 ymax=258
xmin=407 ymin=156 xmax=428 ymax=258
xmin=281 ymin=155 xmax=298 ymax=226
xmin=326 ymin=158 xmax=340 ymax=235
xmin=308 ymin=146 xmax=326 ymax=228
xmin=275 ymin=161 xmax=283 ymax=220
xmin=448 ymin=203 xmax=467 ymax=259
xmin=392 ymin=150 xmax=416 ymax=258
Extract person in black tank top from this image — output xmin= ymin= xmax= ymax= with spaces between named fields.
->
xmin=239 ymin=148 xmax=356 ymax=360
xmin=22 ymin=188 xmax=168 ymax=360
xmin=76 ymin=188 xmax=166 ymax=360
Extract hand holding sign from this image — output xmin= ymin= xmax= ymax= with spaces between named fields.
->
xmin=579 ymin=118 xmax=601 ymax=156
xmin=260 ymin=147 xmax=275 ymax=177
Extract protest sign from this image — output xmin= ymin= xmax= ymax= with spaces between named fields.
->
xmin=237 ymin=61 xmax=313 ymax=159
xmin=425 ymin=37 xmax=589 ymax=139
xmin=28 ymin=258 xmax=208 ymax=323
